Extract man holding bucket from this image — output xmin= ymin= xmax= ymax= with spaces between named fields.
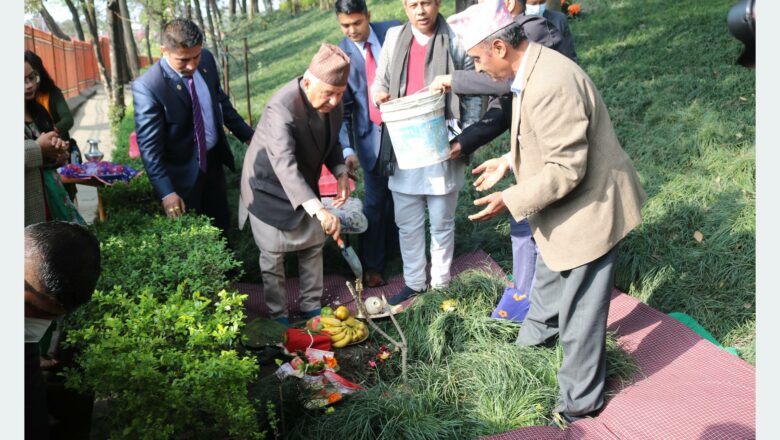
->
xmin=448 ymin=0 xmax=646 ymax=425
xmin=371 ymin=0 xmax=481 ymax=305
xmin=334 ymin=0 xmax=401 ymax=288
xmin=238 ymin=44 xmax=352 ymax=325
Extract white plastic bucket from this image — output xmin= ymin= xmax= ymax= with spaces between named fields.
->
xmin=380 ymin=90 xmax=449 ymax=170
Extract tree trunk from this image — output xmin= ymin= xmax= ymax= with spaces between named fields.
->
xmin=144 ymin=1 xmax=153 ymax=63
xmin=209 ymin=0 xmax=223 ymax=41
xmin=184 ymin=0 xmax=192 ymax=18
xmin=118 ymin=0 xmax=141 ymax=78
xmin=80 ymin=0 xmax=112 ymax=97
xmin=107 ymin=0 xmax=126 ymax=118
xmin=240 ymin=0 xmax=247 ymax=15
xmin=229 ymin=0 xmax=236 ymax=18
xmin=39 ymin=4 xmax=71 ymax=40
xmin=248 ymin=0 xmax=255 ymax=18
xmin=212 ymin=0 xmax=222 ymax=21
xmin=262 ymin=0 xmax=271 ymax=14
xmin=63 ymin=0 xmax=85 ymax=41
xmin=192 ymin=0 xmax=208 ymax=44
xmin=204 ymin=0 xmax=220 ymax=59
xmin=545 ymin=0 xmax=561 ymax=11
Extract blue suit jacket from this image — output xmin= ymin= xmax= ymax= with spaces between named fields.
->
xmin=338 ymin=20 xmax=400 ymax=172
xmin=132 ymin=48 xmax=254 ymax=200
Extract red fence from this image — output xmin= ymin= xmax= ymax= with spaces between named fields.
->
xmin=24 ymin=25 xmax=158 ymax=99
xmin=24 ymin=25 xmax=100 ymax=99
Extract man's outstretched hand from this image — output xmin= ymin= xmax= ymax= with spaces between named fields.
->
xmin=468 ymin=192 xmax=507 ymax=222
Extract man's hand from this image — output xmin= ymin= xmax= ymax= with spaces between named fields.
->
xmin=374 ymin=92 xmax=391 ymax=106
xmin=332 ymin=172 xmax=352 ymax=209
xmin=37 ymin=131 xmax=68 ymax=164
xmin=468 ymin=192 xmax=507 ymax=222
xmin=316 ymin=208 xmax=341 ymax=241
xmin=162 ymin=193 xmax=186 ymax=219
xmin=449 ymin=140 xmax=462 ymax=160
xmin=345 ymin=154 xmax=360 ymax=180
xmin=430 ymin=74 xmax=453 ymax=94
xmin=472 ymin=156 xmax=510 ymax=192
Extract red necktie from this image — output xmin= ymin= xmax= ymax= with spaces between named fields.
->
xmin=364 ymin=41 xmax=382 ymax=125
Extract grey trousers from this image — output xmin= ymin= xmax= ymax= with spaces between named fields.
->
xmin=516 ymin=245 xmax=618 ymax=416
xmin=244 ymin=208 xmax=325 ymax=318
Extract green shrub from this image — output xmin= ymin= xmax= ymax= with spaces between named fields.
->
xmin=63 ymin=285 xmax=262 ymax=440
xmin=91 ymin=214 xmax=242 ymax=298
xmin=99 ymin=174 xmax=161 ymax=217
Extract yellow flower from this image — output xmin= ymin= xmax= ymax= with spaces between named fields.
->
xmin=498 ymin=310 xmax=508 ymax=318
xmin=440 ymin=299 xmax=458 ymax=312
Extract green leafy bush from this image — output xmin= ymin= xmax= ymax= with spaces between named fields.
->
xmin=64 ymin=285 xmax=262 ymax=440
xmin=92 ymin=214 xmax=242 ymax=299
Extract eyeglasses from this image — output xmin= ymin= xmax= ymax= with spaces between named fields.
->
xmin=24 ymin=72 xmax=40 ymax=86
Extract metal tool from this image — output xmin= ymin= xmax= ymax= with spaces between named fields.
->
xmin=336 ymin=238 xmax=363 ymax=280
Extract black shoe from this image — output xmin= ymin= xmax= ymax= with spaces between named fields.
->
xmin=388 ymin=285 xmax=423 ymax=306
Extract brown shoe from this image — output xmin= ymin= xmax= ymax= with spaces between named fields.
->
xmin=364 ymin=270 xmax=386 ymax=288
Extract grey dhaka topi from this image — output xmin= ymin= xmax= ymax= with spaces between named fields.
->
xmin=308 ymin=43 xmax=350 ymax=87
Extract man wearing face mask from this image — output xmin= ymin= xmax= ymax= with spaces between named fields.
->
xmin=25 ymin=221 xmax=102 ymax=439
xmin=513 ymin=0 xmax=577 ymax=62
xmin=239 ymin=44 xmax=352 ymax=325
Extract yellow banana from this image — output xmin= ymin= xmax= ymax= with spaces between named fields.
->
xmin=320 ymin=316 xmax=344 ymax=328
xmin=343 ymin=317 xmax=359 ymax=327
xmin=329 ymin=327 xmax=348 ymax=342
xmin=333 ymin=332 xmax=352 ymax=348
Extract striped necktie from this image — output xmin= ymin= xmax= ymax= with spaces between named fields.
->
xmin=185 ymin=76 xmax=208 ymax=173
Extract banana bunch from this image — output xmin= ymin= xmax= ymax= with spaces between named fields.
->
xmin=320 ymin=314 xmax=368 ymax=348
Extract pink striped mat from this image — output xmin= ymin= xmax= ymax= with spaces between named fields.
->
xmin=482 ymin=290 xmax=755 ymax=440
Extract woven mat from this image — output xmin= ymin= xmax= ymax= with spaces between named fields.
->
xmin=481 ymin=291 xmax=755 ymax=440
xmin=232 ymin=249 xmax=505 ymax=321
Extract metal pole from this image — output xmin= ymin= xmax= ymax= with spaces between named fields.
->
xmin=243 ymin=38 xmax=252 ymax=127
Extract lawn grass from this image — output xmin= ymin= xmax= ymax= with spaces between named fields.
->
xmin=219 ymin=0 xmax=755 ymax=364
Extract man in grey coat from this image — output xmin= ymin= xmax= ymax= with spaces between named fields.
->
xmin=239 ymin=44 xmax=352 ymax=325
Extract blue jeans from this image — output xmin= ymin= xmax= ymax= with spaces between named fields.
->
xmin=510 ymin=216 xmax=538 ymax=295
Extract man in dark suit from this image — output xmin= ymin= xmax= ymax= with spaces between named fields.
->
xmin=239 ymin=44 xmax=352 ymax=325
xmin=334 ymin=0 xmax=400 ymax=287
xmin=133 ymin=18 xmax=254 ymax=233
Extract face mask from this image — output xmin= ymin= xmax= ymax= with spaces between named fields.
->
xmin=25 ymin=317 xmax=52 ymax=343
xmin=525 ymin=3 xmax=546 ymax=16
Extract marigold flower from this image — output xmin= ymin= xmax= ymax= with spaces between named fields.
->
xmin=568 ymin=3 xmax=581 ymax=15
xmin=323 ymin=356 xmax=338 ymax=369
xmin=498 ymin=310 xmax=508 ymax=318
xmin=328 ymin=393 xmax=342 ymax=404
